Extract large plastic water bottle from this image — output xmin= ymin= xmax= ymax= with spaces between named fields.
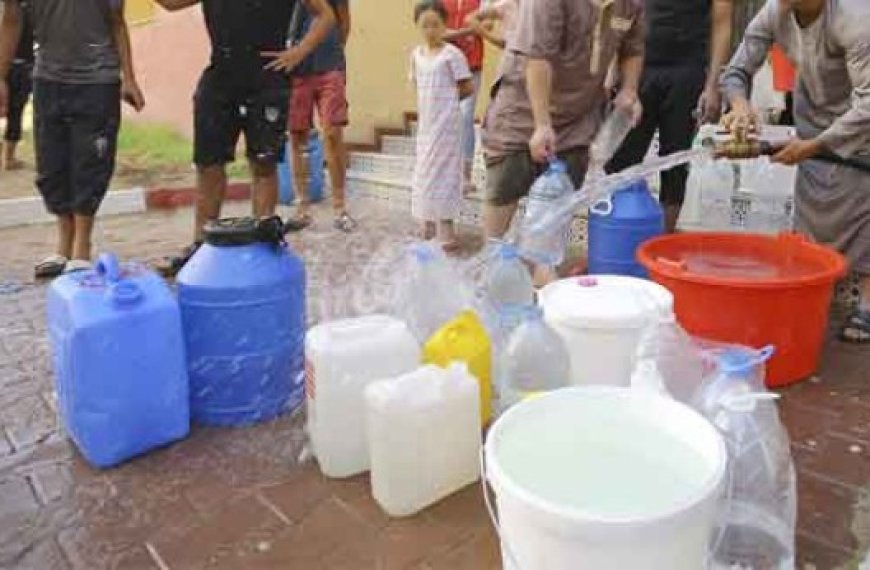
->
xmin=486 ymin=241 xmax=534 ymax=332
xmin=518 ymin=159 xmax=575 ymax=267
xmin=501 ymin=306 xmax=571 ymax=410
xmin=399 ymin=242 xmax=469 ymax=342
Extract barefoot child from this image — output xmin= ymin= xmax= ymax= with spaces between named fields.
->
xmin=411 ymin=0 xmax=473 ymax=253
xmin=2 ymin=1 xmax=32 ymax=172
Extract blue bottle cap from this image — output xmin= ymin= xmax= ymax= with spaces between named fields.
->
xmin=717 ymin=346 xmax=776 ymax=376
xmin=547 ymin=159 xmax=568 ymax=175
xmin=410 ymin=242 xmax=438 ymax=263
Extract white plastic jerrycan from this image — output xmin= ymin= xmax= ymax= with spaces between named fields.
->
xmin=305 ymin=315 xmax=421 ymax=478
xmin=365 ymin=363 xmax=482 ymax=517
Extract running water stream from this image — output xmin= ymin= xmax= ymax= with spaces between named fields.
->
xmin=525 ymin=147 xmax=713 ymax=239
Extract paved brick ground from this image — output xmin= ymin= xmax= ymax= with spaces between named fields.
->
xmin=0 ymin=200 xmax=868 ymax=569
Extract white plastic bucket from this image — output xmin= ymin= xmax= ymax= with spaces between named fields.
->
xmin=484 ymin=387 xmax=727 ymax=570
xmin=538 ymin=276 xmax=673 ymax=386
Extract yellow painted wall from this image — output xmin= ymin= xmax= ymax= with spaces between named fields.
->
xmin=345 ymin=0 xmax=500 ymax=144
xmin=126 ymin=0 xmax=155 ymax=25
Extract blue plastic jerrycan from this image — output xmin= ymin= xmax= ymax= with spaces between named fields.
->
xmin=279 ymin=130 xmax=325 ymax=205
xmin=177 ymin=217 xmax=307 ymax=427
xmin=46 ymin=254 xmax=190 ymax=468
xmin=588 ymin=178 xmax=664 ymax=278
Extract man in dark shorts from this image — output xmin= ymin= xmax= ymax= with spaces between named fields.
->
xmin=607 ymin=0 xmax=734 ymax=233
xmin=0 ymin=0 xmax=145 ymax=278
xmin=288 ymin=0 xmax=356 ymax=232
xmin=153 ymin=0 xmax=335 ymax=274
xmin=481 ymin=0 xmax=644 ymax=278
xmin=2 ymin=0 xmax=32 ymax=171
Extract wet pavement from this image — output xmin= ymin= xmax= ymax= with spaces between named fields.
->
xmin=0 ymin=200 xmax=868 ymax=569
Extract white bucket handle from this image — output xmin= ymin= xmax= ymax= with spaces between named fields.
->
xmin=479 ymin=447 xmax=524 ymax=570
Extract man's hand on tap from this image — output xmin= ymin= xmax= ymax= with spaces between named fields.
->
xmin=720 ymin=97 xmax=759 ymax=142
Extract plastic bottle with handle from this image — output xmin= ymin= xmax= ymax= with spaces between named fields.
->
xmin=518 ymin=159 xmax=575 ymax=267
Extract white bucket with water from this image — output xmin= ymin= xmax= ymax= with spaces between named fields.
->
xmin=539 ymin=276 xmax=673 ymax=386
xmin=483 ymin=387 xmax=727 ymax=570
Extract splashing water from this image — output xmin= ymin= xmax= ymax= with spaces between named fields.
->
xmin=527 ymin=147 xmax=713 ymax=238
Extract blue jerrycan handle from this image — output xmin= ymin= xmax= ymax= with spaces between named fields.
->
xmin=96 ymin=253 xmax=143 ymax=307
xmin=96 ymin=253 xmax=122 ymax=283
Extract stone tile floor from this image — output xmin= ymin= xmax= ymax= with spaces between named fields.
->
xmin=0 ymin=200 xmax=868 ymax=569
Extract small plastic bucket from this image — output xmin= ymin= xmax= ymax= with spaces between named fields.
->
xmin=638 ymin=232 xmax=847 ymax=387
xmin=483 ymin=387 xmax=727 ymax=570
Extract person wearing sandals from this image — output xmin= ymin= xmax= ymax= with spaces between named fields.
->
xmin=2 ymin=1 xmax=32 ymax=172
xmin=721 ymin=0 xmax=870 ymax=343
xmin=152 ymin=0 xmax=335 ymax=276
xmin=0 ymin=0 xmax=145 ymax=279
xmin=287 ymin=0 xmax=356 ymax=233
xmin=411 ymin=0 xmax=475 ymax=254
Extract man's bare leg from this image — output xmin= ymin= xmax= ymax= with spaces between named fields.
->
xmin=860 ymin=274 xmax=870 ymax=311
xmin=71 ymin=215 xmax=95 ymax=261
xmin=195 ymin=165 xmax=227 ymax=242
xmin=3 ymin=141 xmax=23 ymax=170
xmin=664 ymin=204 xmax=681 ymax=234
xmin=290 ymin=131 xmax=311 ymax=221
xmin=323 ymin=125 xmax=348 ymax=216
xmin=483 ymin=202 xmax=519 ymax=240
xmin=57 ymin=214 xmax=74 ymax=259
xmin=250 ymin=158 xmax=279 ymax=219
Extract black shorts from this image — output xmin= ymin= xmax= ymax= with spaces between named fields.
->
xmin=193 ymin=67 xmax=289 ymax=167
xmin=32 ymin=80 xmax=120 ymax=217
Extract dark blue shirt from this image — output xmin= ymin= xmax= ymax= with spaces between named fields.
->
xmin=291 ymin=0 xmax=346 ymax=76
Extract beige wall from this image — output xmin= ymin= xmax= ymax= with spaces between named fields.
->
xmin=129 ymin=2 xmax=501 ymax=144
xmin=345 ymin=0 xmax=501 ymax=143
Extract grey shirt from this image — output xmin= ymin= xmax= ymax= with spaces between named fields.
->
xmin=720 ymin=0 xmax=870 ymax=159
xmin=27 ymin=0 xmax=122 ymax=84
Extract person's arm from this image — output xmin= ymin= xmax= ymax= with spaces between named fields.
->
xmin=0 ymin=0 xmax=23 ymax=118
xmin=514 ymin=0 xmax=564 ymax=161
xmin=465 ymin=5 xmax=506 ymax=49
xmin=447 ymin=45 xmax=474 ymax=99
xmin=151 ymin=0 xmax=200 ymax=12
xmin=263 ymin=0 xmax=335 ymax=72
xmin=698 ymin=0 xmax=734 ymax=124
xmin=110 ymin=2 xmax=145 ymax=111
xmin=720 ymin=0 xmax=777 ymax=134
xmin=611 ymin=3 xmax=645 ymax=125
xmin=335 ymin=0 xmax=350 ymax=47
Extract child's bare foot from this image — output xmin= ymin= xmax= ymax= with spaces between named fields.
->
xmin=441 ymin=240 xmax=462 ymax=255
xmin=3 ymin=159 xmax=24 ymax=171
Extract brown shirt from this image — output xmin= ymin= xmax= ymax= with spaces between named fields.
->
xmin=482 ymin=0 xmax=644 ymax=158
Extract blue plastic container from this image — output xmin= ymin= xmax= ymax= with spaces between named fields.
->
xmin=177 ymin=218 xmax=307 ymax=426
xmin=279 ymin=130 xmax=325 ymax=205
xmin=588 ymin=179 xmax=664 ymax=278
xmin=46 ymin=254 xmax=189 ymax=468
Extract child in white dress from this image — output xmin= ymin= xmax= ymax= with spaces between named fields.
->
xmin=410 ymin=0 xmax=474 ymax=253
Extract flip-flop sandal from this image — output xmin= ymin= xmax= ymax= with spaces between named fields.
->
xmin=440 ymin=241 xmax=462 ymax=255
xmin=63 ymin=260 xmax=93 ymax=274
xmin=333 ymin=213 xmax=357 ymax=233
xmin=840 ymin=309 xmax=870 ymax=344
xmin=156 ymin=242 xmax=202 ymax=278
xmin=34 ymin=254 xmax=68 ymax=279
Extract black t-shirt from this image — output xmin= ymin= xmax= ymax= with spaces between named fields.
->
xmin=644 ymin=0 xmax=711 ymax=66
xmin=202 ymin=0 xmax=297 ymax=78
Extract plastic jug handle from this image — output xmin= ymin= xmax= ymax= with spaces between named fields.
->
xmin=590 ymin=198 xmax=613 ymax=217
xmin=95 ymin=253 xmax=121 ymax=283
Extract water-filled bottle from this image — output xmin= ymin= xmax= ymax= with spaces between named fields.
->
xmin=485 ymin=241 xmax=534 ymax=332
xmin=518 ymin=160 xmax=575 ymax=267
xmin=589 ymin=106 xmax=635 ymax=179
xmin=501 ymin=306 xmax=571 ymax=410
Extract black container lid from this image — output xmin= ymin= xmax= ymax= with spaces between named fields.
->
xmin=204 ymin=217 xmax=290 ymax=247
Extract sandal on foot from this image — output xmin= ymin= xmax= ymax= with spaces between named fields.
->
xmin=63 ymin=260 xmax=93 ymax=274
xmin=840 ymin=309 xmax=870 ymax=343
xmin=284 ymin=215 xmax=311 ymax=232
xmin=333 ymin=212 xmax=357 ymax=233
xmin=157 ymin=242 xmax=201 ymax=278
xmin=440 ymin=240 xmax=462 ymax=255
xmin=34 ymin=254 xmax=68 ymax=279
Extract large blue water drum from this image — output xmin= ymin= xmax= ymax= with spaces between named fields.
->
xmin=278 ymin=130 xmax=325 ymax=205
xmin=588 ymin=179 xmax=664 ymax=278
xmin=47 ymin=254 xmax=189 ymax=468
xmin=177 ymin=218 xmax=306 ymax=426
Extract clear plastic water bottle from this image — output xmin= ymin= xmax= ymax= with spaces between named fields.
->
xmin=500 ymin=306 xmax=571 ymax=410
xmin=588 ymin=106 xmax=636 ymax=179
xmin=400 ymin=243 xmax=469 ymax=342
xmin=518 ymin=160 xmax=575 ymax=267
xmin=486 ymin=241 xmax=534 ymax=308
